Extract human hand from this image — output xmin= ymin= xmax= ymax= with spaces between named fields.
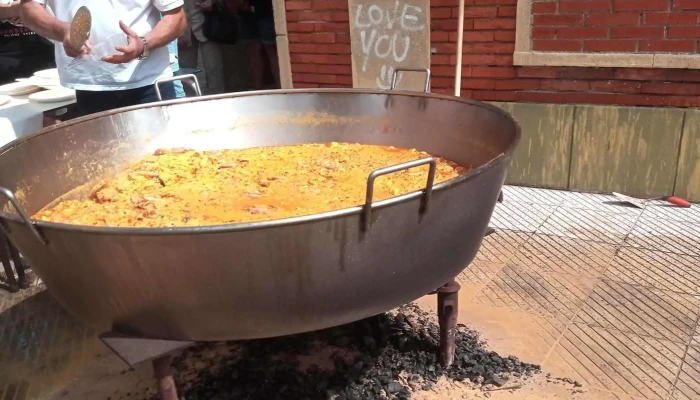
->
xmin=179 ymin=33 xmax=192 ymax=48
xmin=5 ymin=1 xmax=19 ymax=16
xmin=101 ymin=21 xmax=144 ymax=64
xmin=61 ymin=24 xmax=90 ymax=58
xmin=1 ymin=1 xmax=21 ymax=23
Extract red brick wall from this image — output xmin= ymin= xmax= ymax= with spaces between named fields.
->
xmin=286 ymin=0 xmax=354 ymax=88
xmin=532 ymin=0 xmax=700 ymax=53
xmin=285 ymin=0 xmax=700 ymax=107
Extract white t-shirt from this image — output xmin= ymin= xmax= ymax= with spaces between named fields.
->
xmin=32 ymin=0 xmax=184 ymax=91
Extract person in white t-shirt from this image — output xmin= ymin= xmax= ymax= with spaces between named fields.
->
xmin=20 ymin=0 xmax=186 ymax=116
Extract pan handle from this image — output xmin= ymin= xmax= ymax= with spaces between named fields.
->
xmin=362 ymin=157 xmax=436 ymax=231
xmin=391 ymin=68 xmax=431 ymax=92
xmin=0 ymin=187 xmax=47 ymax=245
xmin=154 ymin=74 xmax=202 ymax=101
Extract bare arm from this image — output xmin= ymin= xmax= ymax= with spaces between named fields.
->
xmin=19 ymin=0 xmax=68 ymax=42
xmin=102 ymin=6 xmax=185 ymax=64
xmin=145 ymin=7 xmax=186 ymax=51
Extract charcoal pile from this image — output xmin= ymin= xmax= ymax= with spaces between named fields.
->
xmin=165 ymin=304 xmax=540 ymax=400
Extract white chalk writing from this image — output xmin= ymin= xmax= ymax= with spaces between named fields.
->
xmin=376 ymin=65 xmax=398 ymax=89
xmin=352 ymin=0 xmax=426 ymax=89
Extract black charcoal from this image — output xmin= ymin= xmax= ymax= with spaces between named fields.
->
xmin=156 ymin=304 xmax=540 ymax=400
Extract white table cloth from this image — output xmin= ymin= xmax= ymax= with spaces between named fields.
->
xmin=0 ymin=94 xmax=75 ymax=148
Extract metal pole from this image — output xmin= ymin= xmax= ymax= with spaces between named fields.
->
xmin=454 ymin=0 xmax=466 ymax=96
xmin=0 ymin=231 xmax=18 ymax=292
xmin=438 ymin=279 xmax=461 ymax=367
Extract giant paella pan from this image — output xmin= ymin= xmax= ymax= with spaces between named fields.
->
xmin=0 ymin=84 xmax=520 ymax=342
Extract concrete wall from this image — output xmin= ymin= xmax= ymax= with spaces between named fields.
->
xmin=494 ymin=101 xmax=700 ymax=201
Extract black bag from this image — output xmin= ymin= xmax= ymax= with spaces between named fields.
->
xmin=202 ymin=1 xmax=239 ymax=45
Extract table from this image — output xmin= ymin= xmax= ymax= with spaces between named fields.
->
xmin=0 ymin=94 xmax=75 ymax=148
xmin=0 ymin=70 xmax=201 ymax=149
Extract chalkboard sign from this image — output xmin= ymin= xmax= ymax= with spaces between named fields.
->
xmin=348 ymin=0 xmax=431 ymax=91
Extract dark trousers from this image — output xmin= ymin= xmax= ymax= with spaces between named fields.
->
xmin=75 ymin=81 xmax=177 ymax=117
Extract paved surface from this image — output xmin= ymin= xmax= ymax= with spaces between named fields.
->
xmin=1 ymin=186 xmax=699 ymax=400
xmin=0 ymin=282 xmax=97 ymax=400
xmin=448 ymin=186 xmax=700 ymax=400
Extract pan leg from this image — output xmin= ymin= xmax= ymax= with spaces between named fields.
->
xmin=153 ymin=355 xmax=179 ymax=400
xmin=437 ymin=279 xmax=460 ymax=367
xmin=498 ymin=191 xmax=504 ymax=203
xmin=6 ymin=238 xmax=28 ymax=289
xmin=100 ymin=333 xmax=193 ymax=399
xmin=0 ymin=231 xmax=18 ymax=293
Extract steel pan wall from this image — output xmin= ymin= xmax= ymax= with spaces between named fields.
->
xmin=0 ymin=90 xmax=519 ymax=340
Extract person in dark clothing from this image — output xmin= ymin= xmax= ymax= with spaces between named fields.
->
xmin=0 ymin=1 xmax=54 ymax=85
xmin=230 ymin=0 xmax=278 ymax=89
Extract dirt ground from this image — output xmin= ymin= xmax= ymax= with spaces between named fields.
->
xmin=43 ymin=295 xmax=624 ymax=400
xmin=50 ymin=358 xmax=610 ymax=400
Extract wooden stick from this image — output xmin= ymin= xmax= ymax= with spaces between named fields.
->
xmin=454 ymin=0 xmax=466 ymax=96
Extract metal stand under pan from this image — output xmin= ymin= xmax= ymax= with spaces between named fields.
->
xmin=100 ymin=334 xmax=193 ymax=400
xmin=0 ymin=229 xmax=29 ymax=293
xmin=100 ymin=226 xmax=497 ymax=400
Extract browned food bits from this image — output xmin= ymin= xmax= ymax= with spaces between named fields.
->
xmin=34 ymin=143 xmax=469 ymax=227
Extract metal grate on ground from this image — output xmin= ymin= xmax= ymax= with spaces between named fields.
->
xmin=0 ymin=282 xmax=96 ymax=400
xmin=458 ymin=185 xmax=700 ymax=400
